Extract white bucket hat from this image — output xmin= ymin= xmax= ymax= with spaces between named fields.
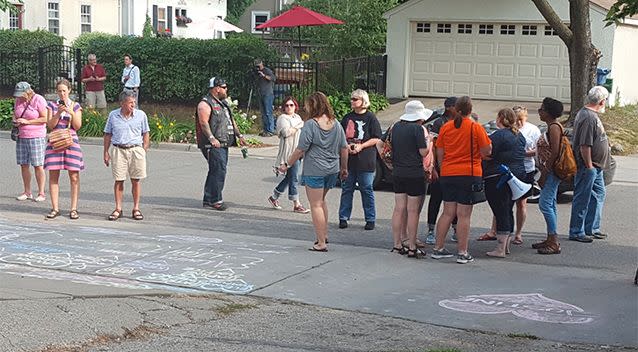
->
xmin=400 ymin=100 xmax=433 ymax=122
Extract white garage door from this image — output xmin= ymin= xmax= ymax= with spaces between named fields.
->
xmin=409 ymin=22 xmax=571 ymax=102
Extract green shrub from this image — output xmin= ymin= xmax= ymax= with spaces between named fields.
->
xmin=80 ymin=33 xmax=278 ymax=105
xmin=0 ymin=29 xmax=62 ymax=53
xmin=0 ymin=98 xmax=14 ymax=129
xmin=327 ymin=91 xmax=389 ymax=120
xmin=71 ymin=32 xmax=119 ymax=54
xmin=79 ymin=108 xmax=108 ymax=137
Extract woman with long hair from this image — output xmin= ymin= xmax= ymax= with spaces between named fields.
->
xmin=12 ymin=82 xmax=48 ymax=202
xmin=483 ymin=108 xmax=527 ymax=258
xmin=431 ymin=96 xmax=491 ymax=264
xmin=268 ymin=96 xmax=309 ymax=213
xmin=534 ymin=97 xmax=565 ymax=254
xmin=44 ymin=79 xmax=84 ymax=220
xmin=278 ymin=92 xmax=348 ymax=251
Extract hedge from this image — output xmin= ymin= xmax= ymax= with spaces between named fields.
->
xmin=74 ymin=33 xmax=279 ymax=104
xmin=0 ymin=29 xmax=62 ymax=53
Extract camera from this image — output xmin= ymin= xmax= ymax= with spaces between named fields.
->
xmin=57 ymin=99 xmax=64 ymax=105
xmin=471 ymin=182 xmax=484 ymax=192
xmin=349 ymin=144 xmax=356 ymax=151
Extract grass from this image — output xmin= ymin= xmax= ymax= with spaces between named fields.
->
xmin=599 ymin=104 xmax=638 ymax=155
xmin=506 ymin=332 xmax=540 ymax=340
xmin=213 ymin=303 xmax=257 ymax=316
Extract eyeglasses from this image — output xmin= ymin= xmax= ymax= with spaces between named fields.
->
xmin=284 ymin=104 xmax=295 ymax=107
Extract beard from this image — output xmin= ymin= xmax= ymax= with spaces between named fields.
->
xmin=599 ymin=105 xmax=606 ymax=114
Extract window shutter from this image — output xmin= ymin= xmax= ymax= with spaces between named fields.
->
xmin=167 ymin=6 xmax=173 ymax=32
xmin=152 ymin=5 xmax=158 ymax=32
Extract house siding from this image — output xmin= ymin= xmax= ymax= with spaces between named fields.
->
xmin=611 ymin=24 xmax=638 ymax=105
xmin=239 ymin=0 xmax=277 ymax=35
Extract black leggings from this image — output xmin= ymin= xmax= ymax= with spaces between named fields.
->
xmin=427 ymin=179 xmax=457 ymax=226
xmin=485 ymin=176 xmax=514 ymax=234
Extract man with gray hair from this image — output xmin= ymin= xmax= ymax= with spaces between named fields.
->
xmin=103 ymin=90 xmax=150 ymax=221
xmin=81 ymin=53 xmax=107 ymax=113
xmin=568 ymin=86 xmax=610 ymax=243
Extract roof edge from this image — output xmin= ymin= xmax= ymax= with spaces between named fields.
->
xmin=383 ymin=0 xmax=424 ymax=19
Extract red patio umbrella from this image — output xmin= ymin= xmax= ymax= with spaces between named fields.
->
xmin=255 ymin=5 xmax=344 ymax=58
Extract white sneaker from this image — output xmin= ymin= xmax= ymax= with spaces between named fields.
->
xmin=34 ymin=194 xmax=46 ymax=202
xmin=16 ymin=193 xmax=32 ymax=201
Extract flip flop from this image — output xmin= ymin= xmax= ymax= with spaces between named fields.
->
xmin=477 ymin=232 xmax=497 ymax=241
xmin=308 ymin=246 xmax=328 ymax=252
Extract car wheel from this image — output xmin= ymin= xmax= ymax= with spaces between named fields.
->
xmin=527 ymin=184 xmax=541 ymax=204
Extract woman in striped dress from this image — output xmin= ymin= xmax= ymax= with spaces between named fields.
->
xmin=44 ymin=79 xmax=84 ymax=220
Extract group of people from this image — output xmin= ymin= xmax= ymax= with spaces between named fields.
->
xmin=80 ymin=53 xmax=141 ymax=113
xmin=12 ymin=78 xmax=150 ymax=221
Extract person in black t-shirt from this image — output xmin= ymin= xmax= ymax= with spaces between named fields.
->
xmin=390 ymin=100 xmax=432 ymax=258
xmin=338 ymin=89 xmax=382 ymax=230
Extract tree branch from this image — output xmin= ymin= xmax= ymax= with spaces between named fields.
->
xmin=531 ymin=0 xmax=573 ymax=45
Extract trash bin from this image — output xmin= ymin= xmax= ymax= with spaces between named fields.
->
xmin=596 ymin=68 xmax=611 ymax=85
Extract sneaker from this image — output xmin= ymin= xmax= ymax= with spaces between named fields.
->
xmin=430 ymin=247 xmax=454 ymax=259
xmin=339 ymin=220 xmax=348 ymax=229
xmin=204 ymin=202 xmax=227 ymax=211
xmin=451 ymin=227 xmax=458 ymax=242
xmin=16 ymin=193 xmax=32 ymax=201
xmin=456 ymin=253 xmax=474 ymax=264
xmin=569 ymin=236 xmax=593 ymax=243
xmin=364 ymin=221 xmax=375 ymax=230
xmin=425 ymin=230 xmax=435 ymax=245
xmin=268 ymin=196 xmax=282 ymax=210
xmin=293 ymin=205 xmax=310 ymax=214
xmin=34 ymin=194 xmax=46 ymax=202
xmin=589 ymin=232 xmax=607 ymax=239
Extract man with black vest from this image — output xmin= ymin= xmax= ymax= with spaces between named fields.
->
xmin=197 ymin=77 xmax=246 ymax=211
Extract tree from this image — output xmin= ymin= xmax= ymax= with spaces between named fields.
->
xmin=605 ymin=0 xmax=638 ymax=26
xmin=0 ymin=0 xmax=22 ymax=12
xmin=532 ymin=0 xmax=601 ymax=123
xmin=291 ymin=0 xmax=400 ymax=59
xmin=226 ymin=0 xmax=256 ymax=25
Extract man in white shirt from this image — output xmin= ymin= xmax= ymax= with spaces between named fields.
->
xmin=121 ymin=54 xmax=141 ymax=105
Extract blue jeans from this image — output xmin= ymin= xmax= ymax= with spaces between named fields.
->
xmin=569 ymin=166 xmax=606 ymax=237
xmin=339 ymin=170 xmax=376 ymax=222
xmin=273 ymin=160 xmax=300 ymax=201
xmin=539 ymin=172 xmax=560 ymax=234
xmin=260 ymin=94 xmax=275 ymax=133
xmin=202 ymin=147 xmax=228 ymax=205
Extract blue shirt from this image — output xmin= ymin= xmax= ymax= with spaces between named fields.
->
xmin=121 ymin=64 xmax=140 ymax=88
xmin=104 ymin=108 xmax=150 ymax=145
xmin=482 ymin=128 xmax=526 ymax=179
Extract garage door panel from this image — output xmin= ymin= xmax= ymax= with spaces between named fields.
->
xmin=408 ymin=22 xmax=570 ymax=101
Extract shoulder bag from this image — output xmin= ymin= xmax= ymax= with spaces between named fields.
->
xmin=48 ymin=101 xmax=75 ymax=151
xmin=552 ymin=122 xmax=577 ymax=181
xmin=469 ymin=121 xmax=487 ymax=204
xmin=11 ymin=99 xmax=32 ymax=142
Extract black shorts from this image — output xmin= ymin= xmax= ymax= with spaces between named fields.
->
xmin=393 ymin=176 xmax=426 ymax=196
xmin=439 ymin=176 xmax=482 ymax=205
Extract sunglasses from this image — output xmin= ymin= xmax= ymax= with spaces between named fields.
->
xmin=284 ymin=104 xmax=295 ymax=107
xmin=350 ymin=97 xmax=360 ymax=101
xmin=218 ymin=86 xmax=228 ymax=89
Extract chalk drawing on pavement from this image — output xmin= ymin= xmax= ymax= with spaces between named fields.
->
xmin=0 ymin=217 xmax=288 ymax=294
xmin=439 ymin=293 xmax=595 ymax=324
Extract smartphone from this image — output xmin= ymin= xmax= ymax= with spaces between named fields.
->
xmin=57 ymin=99 xmax=64 ymax=105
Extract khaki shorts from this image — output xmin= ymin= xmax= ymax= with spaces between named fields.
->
xmin=110 ymin=146 xmax=147 ymax=181
xmin=85 ymin=90 xmax=107 ymax=109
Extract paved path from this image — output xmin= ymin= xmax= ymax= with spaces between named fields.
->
xmin=0 ymin=134 xmax=636 ymax=351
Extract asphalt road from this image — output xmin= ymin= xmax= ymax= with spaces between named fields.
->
xmin=0 ymin=135 xmax=636 ymax=351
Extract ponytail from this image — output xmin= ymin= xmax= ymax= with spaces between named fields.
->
xmin=454 ymin=96 xmax=472 ymax=128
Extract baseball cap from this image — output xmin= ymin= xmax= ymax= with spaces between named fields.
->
xmin=13 ymin=82 xmax=31 ymax=97
xmin=208 ymin=77 xmax=227 ymax=88
xmin=444 ymin=96 xmax=457 ymax=108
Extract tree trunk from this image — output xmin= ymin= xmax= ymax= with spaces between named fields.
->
xmin=565 ymin=0 xmax=595 ymax=125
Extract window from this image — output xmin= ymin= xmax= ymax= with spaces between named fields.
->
xmin=9 ymin=4 xmax=23 ymax=30
xmin=436 ymin=23 xmax=451 ymax=33
xmin=157 ymin=7 xmax=167 ymax=32
xmin=175 ymin=8 xmax=190 ymax=27
xmin=458 ymin=24 xmax=472 ymax=34
xmin=479 ymin=24 xmax=493 ymax=34
xmin=544 ymin=25 xmax=558 ymax=36
xmin=252 ymin=11 xmax=270 ymax=33
xmin=81 ymin=5 xmax=91 ymax=33
xmin=522 ymin=25 xmax=537 ymax=35
xmin=416 ymin=22 xmax=430 ymax=33
xmin=500 ymin=24 xmax=515 ymax=35
xmin=48 ymin=2 xmax=60 ymax=34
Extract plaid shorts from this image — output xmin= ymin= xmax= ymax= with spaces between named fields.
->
xmin=16 ymin=137 xmax=47 ymax=166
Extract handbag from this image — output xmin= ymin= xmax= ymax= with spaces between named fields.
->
xmin=469 ymin=122 xmax=487 ymax=204
xmin=48 ymin=101 xmax=75 ymax=151
xmin=11 ymin=98 xmax=32 ymax=142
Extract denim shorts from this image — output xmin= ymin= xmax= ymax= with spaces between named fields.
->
xmin=301 ymin=173 xmax=339 ymax=189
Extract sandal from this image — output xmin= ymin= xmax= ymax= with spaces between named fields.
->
xmin=407 ymin=248 xmax=425 ymax=258
xmin=402 ymin=239 xmax=426 ymax=248
xmin=69 ymin=209 xmax=79 ymax=220
xmin=512 ymin=238 xmax=523 ymax=245
xmin=132 ymin=209 xmax=144 ymax=221
xmin=45 ymin=209 xmax=60 ymax=220
xmin=477 ymin=232 xmax=497 ymax=241
xmin=391 ymin=246 xmax=407 ymax=255
xmin=108 ymin=209 xmax=122 ymax=221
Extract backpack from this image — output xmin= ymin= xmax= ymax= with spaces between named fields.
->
xmin=422 ymin=126 xmax=435 ymax=182
xmin=552 ymin=123 xmax=577 ymax=181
